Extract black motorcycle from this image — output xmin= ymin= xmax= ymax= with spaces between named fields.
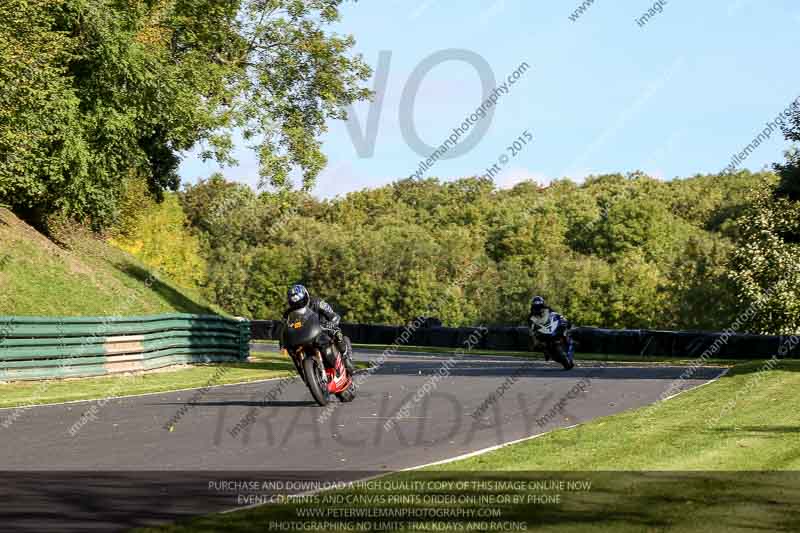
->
xmin=283 ymin=307 xmax=356 ymax=406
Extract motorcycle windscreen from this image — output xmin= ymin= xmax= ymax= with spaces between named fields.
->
xmin=285 ymin=307 xmax=323 ymax=347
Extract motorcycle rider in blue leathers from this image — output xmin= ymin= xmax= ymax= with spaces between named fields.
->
xmin=528 ymin=295 xmax=575 ymax=368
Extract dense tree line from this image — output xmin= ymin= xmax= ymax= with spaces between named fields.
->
xmin=110 ymin=156 xmax=800 ymax=333
xmin=139 ymin=168 xmax=782 ymax=332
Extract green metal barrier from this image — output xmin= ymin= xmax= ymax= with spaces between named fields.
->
xmin=0 ymin=314 xmax=250 ymax=381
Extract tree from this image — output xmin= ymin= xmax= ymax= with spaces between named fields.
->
xmin=775 ymin=147 xmax=800 ymax=201
xmin=0 ymin=0 xmax=87 ymax=227
xmin=727 ymin=184 xmax=800 ymax=334
xmin=112 ymin=172 xmax=768 ymax=329
xmin=0 ymin=0 xmax=371 ymax=229
xmin=774 ymin=96 xmax=800 ymax=200
xmin=665 ymin=233 xmax=738 ymax=330
xmin=724 ymin=102 xmax=800 ymax=334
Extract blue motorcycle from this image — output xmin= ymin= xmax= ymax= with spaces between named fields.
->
xmin=529 ymin=312 xmax=575 ymax=370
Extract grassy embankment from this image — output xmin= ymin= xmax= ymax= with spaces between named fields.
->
xmin=0 ymin=206 xmax=215 ymax=316
xmin=0 ymin=207 xmax=297 ymax=406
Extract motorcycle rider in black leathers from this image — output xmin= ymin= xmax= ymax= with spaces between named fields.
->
xmin=281 ymin=284 xmax=356 ymax=375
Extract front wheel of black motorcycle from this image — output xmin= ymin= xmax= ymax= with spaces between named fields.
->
xmin=551 ymin=344 xmax=574 ymax=371
xmin=336 ymin=384 xmax=357 ymax=403
xmin=303 ymin=357 xmax=331 ymax=406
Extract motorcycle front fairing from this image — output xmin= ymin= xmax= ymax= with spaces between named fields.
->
xmin=533 ymin=312 xmax=571 ymax=340
xmin=531 ymin=312 xmax=562 ymax=338
xmin=285 ymin=307 xmax=339 ymax=369
xmin=285 ymin=307 xmax=323 ymax=348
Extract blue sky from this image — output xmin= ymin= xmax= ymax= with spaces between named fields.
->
xmin=178 ymin=0 xmax=800 ymax=198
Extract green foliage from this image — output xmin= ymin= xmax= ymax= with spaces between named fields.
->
xmin=111 ymin=173 xmax=154 ymax=239
xmin=110 ymin=193 xmax=207 ymax=290
xmin=774 ymin=147 xmax=800 ymax=201
xmin=774 ymin=99 xmax=800 ymax=200
xmin=667 ymin=233 xmax=738 ymax=331
xmin=177 ymin=171 xmax=772 ymax=331
xmin=727 ymin=184 xmax=800 ymax=334
xmin=0 ymin=0 xmax=88 ymax=226
xmin=724 ymin=105 xmax=800 ymax=334
xmin=0 ymin=0 xmax=371 ymax=229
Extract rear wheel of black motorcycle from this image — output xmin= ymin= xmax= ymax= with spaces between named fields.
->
xmin=303 ymin=357 xmax=331 ymax=406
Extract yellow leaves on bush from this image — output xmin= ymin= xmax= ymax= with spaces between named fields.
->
xmin=110 ymin=193 xmax=206 ymax=290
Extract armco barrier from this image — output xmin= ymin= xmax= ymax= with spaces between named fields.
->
xmin=251 ymin=320 xmax=798 ymax=359
xmin=0 ymin=314 xmax=250 ymax=381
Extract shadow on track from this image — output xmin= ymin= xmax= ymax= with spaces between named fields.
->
xmin=151 ymin=400 xmax=316 ymax=408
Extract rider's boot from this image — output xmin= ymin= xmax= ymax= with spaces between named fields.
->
xmin=334 ymin=332 xmax=356 ymax=375
xmin=321 ymin=349 xmax=340 ymax=380
xmin=340 ymin=345 xmax=356 ymax=375
xmin=564 ymin=337 xmax=575 ymax=369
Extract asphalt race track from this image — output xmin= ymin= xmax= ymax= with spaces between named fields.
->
xmin=0 ymin=348 xmax=725 ymax=532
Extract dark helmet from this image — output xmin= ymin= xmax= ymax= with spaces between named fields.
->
xmin=287 ymin=284 xmax=309 ymax=310
xmin=531 ymin=295 xmax=546 ymax=316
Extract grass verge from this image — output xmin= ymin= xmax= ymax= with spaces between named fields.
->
xmin=0 ymin=352 xmax=293 ymax=409
xmin=139 ymin=360 xmax=800 ymax=532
